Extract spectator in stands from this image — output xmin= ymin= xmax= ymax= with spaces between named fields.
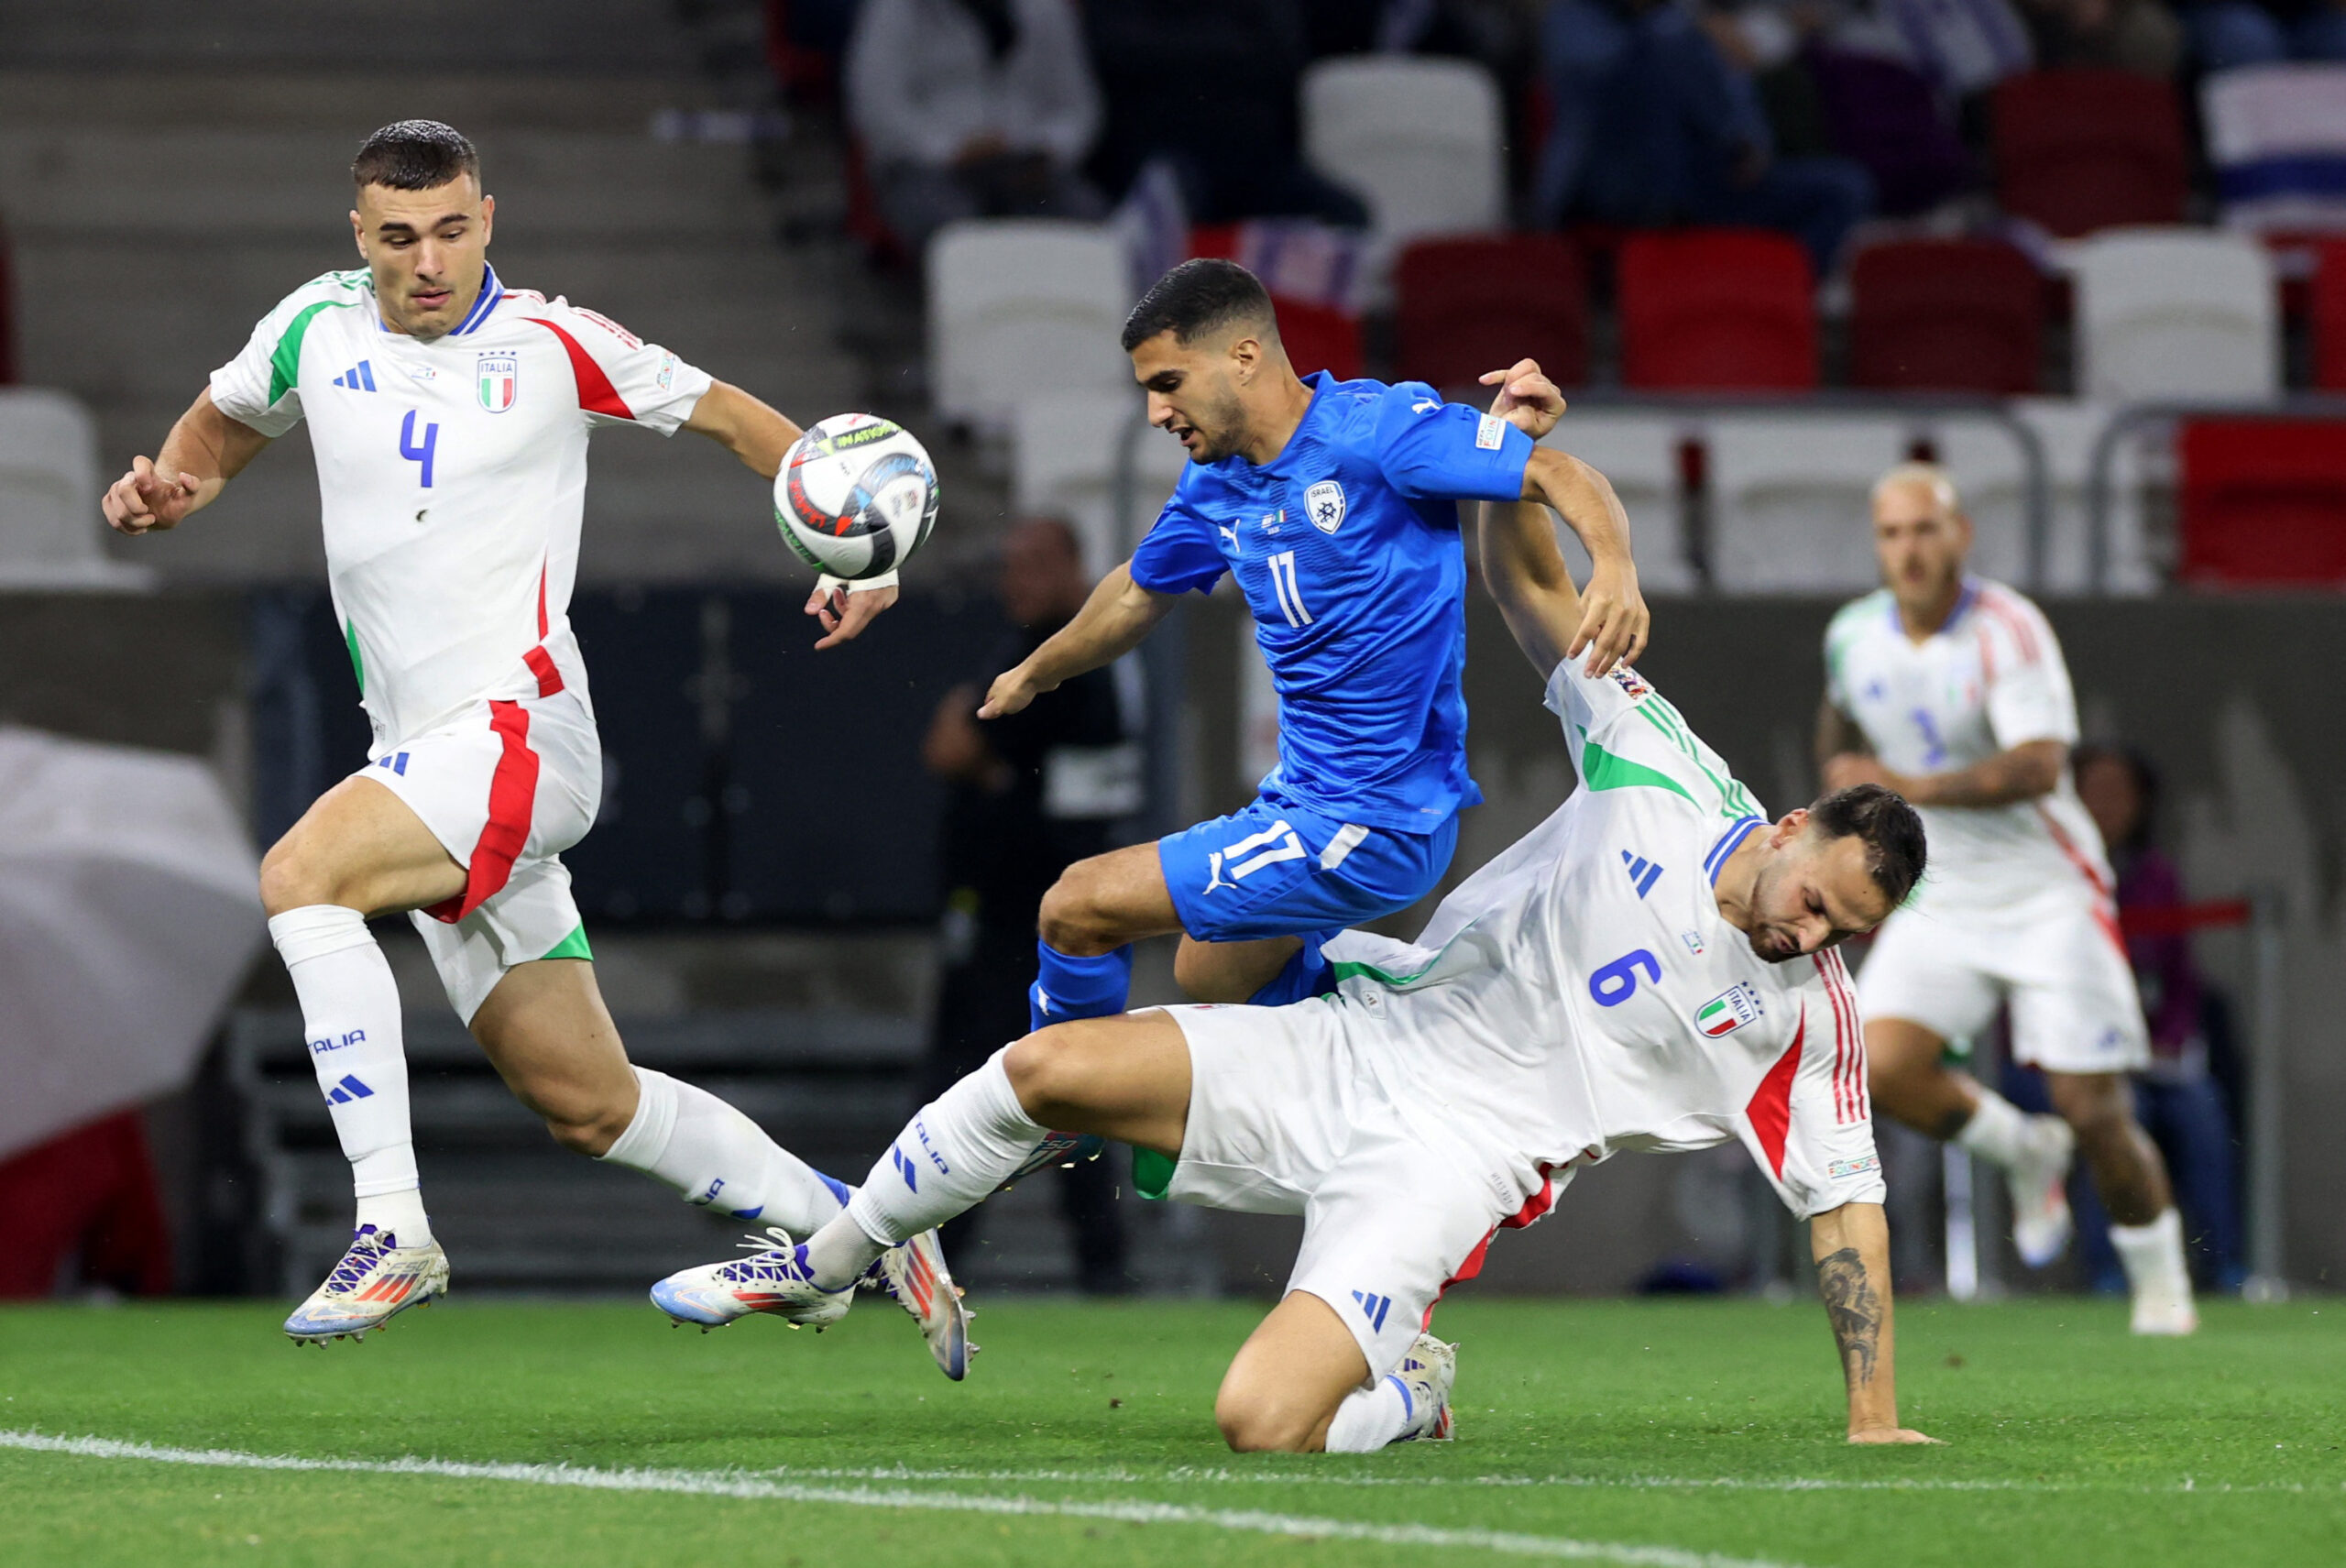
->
xmin=1083 ymin=0 xmax=1371 ymax=225
xmin=845 ymin=0 xmax=1106 ymax=254
xmin=2180 ymin=0 xmax=2346 ymax=68
xmin=2072 ymin=743 xmax=2247 ymax=1292
xmin=1534 ymin=0 xmax=1876 ymax=272
xmin=920 ymin=518 xmax=1138 ymax=1293
xmin=2014 ymin=0 xmax=2184 ymax=76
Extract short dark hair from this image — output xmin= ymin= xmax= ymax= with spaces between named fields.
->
xmin=1809 ymin=784 xmax=1927 ymax=910
xmin=1120 ymin=258 xmax=1277 ymax=353
xmin=352 ymin=120 xmax=479 ymax=191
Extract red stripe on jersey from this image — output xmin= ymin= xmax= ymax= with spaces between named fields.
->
xmin=1973 ymin=623 xmax=1998 ymax=684
xmin=1420 ymin=1166 xmax=1560 ymax=1331
xmin=522 ymin=645 xmax=564 ymax=697
xmin=523 ymin=316 xmax=635 ymax=420
xmin=1821 ymin=951 xmax=1868 ymax=1123
xmin=536 ymin=558 xmax=550 ymax=639
xmin=1746 ymin=1019 xmax=1804 ymax=1179
xmin=423 ymin=699 xmax=539 ymax=924
xmin=1978 ymin=587 xmax=2043 ymax=664
xmin=2036 ymin=805 xmax=2128 ymax=956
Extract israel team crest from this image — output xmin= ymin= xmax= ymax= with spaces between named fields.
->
xmin=1305 ymin=479 xmax=1345 ymax=534
xmin=477 ymin=353 xmax=518 ymax=412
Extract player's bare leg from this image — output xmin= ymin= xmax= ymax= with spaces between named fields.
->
xmin=1216 ymin=1291 xmax=1372 ymax=1452
xmin=1174 ymin=933 xmax=1303 ymax=1003
xmin=2046 ymin=1070 xmax=2196 ymax=1333
xmin=261 ymin=777 xmax=463 ymax=1342
xmin=1866 ymin=1015 xmax=2077 ymax=1267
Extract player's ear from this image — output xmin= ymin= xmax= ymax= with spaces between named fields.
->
xmin=349 ymin=208 xmax=365 ymax=258
xmin=479 ymin=192 xmax=495 ymax=243
xmin=1774 ymin=807 xmax=1810 ymax=846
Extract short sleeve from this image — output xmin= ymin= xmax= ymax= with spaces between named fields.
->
xmin=1542 ymin=656 xmax=1765 ymax=823
xmin=1747 ymin=953 xmax=1888 ymax=1219
xmin=1372 ymin=381 xmax=1533 ymax=504
xmin=208 ymin=279 xmax=364 ymax=438
xmin=1822 ymin=600 xmax=1869 ymax=714
xmin=522 ymin=301 xmax=714 ymax=435
xmin=1128 ymin=491 xmax=1227 ymax=596
xmin=1977 ymin=594 xmax=2078 ymax=750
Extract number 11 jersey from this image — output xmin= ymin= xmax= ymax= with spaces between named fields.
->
xmin=210 ymin=265 xmax=713 ymax=748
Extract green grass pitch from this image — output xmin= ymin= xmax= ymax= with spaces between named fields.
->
xmin=2 ymin=1296 xmax=2339 ymax=1566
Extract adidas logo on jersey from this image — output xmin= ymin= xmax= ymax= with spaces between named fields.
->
xmin=332 ymin=361 xmax=378 ymax=391
xmin=1621 ymin=850 xmax=1662 ymax=898
xmin=1351 ymin=1289 xmax=1392 ymax=1332
xmin=324 ymin=1074 xmax=375 ymax=1103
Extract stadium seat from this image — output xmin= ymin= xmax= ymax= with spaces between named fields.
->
xmin=1991 ymin=71 xmax=2187 ymax=238
xmin=2176 ymin=418 xmax=2346 ymax=586
xmin=1617 ymin=231 xmax=1817 ymax=390
xmin=1538 ymin=413 xmax=1695 ymax=594
xmin=2202 ymin=65 xmax=2346 ymax=236
xmin=2071 ymin=229 xmax=2279 ymax=403
xmin=926 ymin=220 xmax=1133 ymax=438
xmin=0 ymin=211 xmax=16 ymax=384
xmin=1395 ymin=236 xmax=1588 ymax=391
xmin=1013 ymin=390 xmax=1186 ymax=573
xmin=1273 ymin=295 xmax=1364 ymax=382
xmin=2314 ymin=239 xmax=2346 ymax=391
xmin=1705 ymin=415 xmax=1909 ymax=592
xmin=1849 ymin=239 xmax=2044 ymax=395
xmin=0 ymin=388 xmax=151 ymax=588
xmin=1300 ymin=57 xmax=1505 ymax=262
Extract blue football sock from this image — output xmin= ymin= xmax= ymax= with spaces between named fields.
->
xmin=1244 ymin=929 xmax=1338 ymax=1007
xmin=1030 ymin=941 xmax=1134 ymax=1033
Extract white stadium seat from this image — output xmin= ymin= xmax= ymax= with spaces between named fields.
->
xmin=2070 ymin=228 xmax=2278 ymax=404
xmin=1301 ymin=57 xmax=1504 ymax=267
xmin=1540 ymin=413 xmax=1695 ymax=594
xmin=927 ymin=220 xmax=1135 ymax=438
xmin=1937 ymin=400 xmax=2158 ymax=596
xmin=1013 ymin=391 xmax=1188 ymax=573
xmin=0 ymin=388 xmax=153 ymax=589
xmin=1705 ymin=416 xmax=1908 ymax=594
xmin=2202 ymin=64 xmax=2346 ymax=235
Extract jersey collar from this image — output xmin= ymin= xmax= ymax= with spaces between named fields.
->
xmin=1887 ymin=576 xmax=1979 ymax=641
xmin=1704 ymin=815 xmax=1765 ymax=886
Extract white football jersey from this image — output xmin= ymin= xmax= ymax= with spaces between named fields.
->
xmin=211 ymin=265 xmax=713 ymax=746
xmin=1825 ymin=579 xmax=2110 ymax=913
xmin=1322 ymin=657 xmax=1885 ymax=1222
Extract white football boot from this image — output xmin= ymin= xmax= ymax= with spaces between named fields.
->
xmin=649 ymin=1227 xmax=854 ymax=1332
xmin=1387 ymin=1333 xmax=1458 ymax=1443
xmin=283 ymin=1224 xmax=449 ymax=1344
xmin=2007 ymin=1113 xmax=2077 ymax=1268
xmin=869 ymin=1228 xmax=975 ymax=1380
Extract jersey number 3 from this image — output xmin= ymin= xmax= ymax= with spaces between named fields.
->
xmin=400 ymin=409 xmax=440 ymax=488
xmin=1589 ymin=948 xmax=1661 ymax=1007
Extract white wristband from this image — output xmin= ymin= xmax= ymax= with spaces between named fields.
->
xmin=816 ymin=570 xmax=898 ymax=595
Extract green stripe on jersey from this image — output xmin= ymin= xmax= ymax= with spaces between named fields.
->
xmin=343 ymin=619 xmax=364 ymax=695
xmin=268 ymin=300 xmax=344 ymax=408
xmin=1580 ymin=732 xmax=1697 ymax=805
xmin=1132 ymin=1147 xmax=1176 ymax=1201
xmin=540 ymin=924 xmax=595 ymax=963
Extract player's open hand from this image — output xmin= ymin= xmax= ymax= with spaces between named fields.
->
xmin=103 ymin=455 xmax=202 ymax=535
xmin=977 ymin=663 xmax=1052 ymax=720
xmin=1848 ymin=1426 xmax=1944 ymax=1444
xmin=806 ymin=576 xmax=897 ymax=650
xmin=1569 ymin=558 xmax=1649 ymax=676
xmin=1480 ymin=359 xmax=1565 ymax=441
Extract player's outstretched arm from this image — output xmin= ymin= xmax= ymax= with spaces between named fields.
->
xmin=102 ymin=389 xmax=270 ymax=535
xmin=978 ymin=563 xmax=1174 ymax=719
xmin=1808 ymin=1202 xmax=1939 ymax=1445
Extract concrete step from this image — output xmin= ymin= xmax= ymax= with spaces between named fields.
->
xmin=0 ymin=2 xmax=699 ymax=73
xmin=0 ymin=71 xmax=718 ymax=130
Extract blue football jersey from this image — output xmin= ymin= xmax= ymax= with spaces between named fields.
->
xmin=1129 ymin=373 xmax=1533 ymax=833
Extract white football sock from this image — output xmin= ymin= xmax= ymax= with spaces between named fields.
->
xmin=822 ymin=1049 xmax=1047 ymax=1289
xmin=1324 ymin=1376 xmax=1415 ymax=1453
xmin=269 ymin=905 xmax=431 ymax=1247
xmin=1953 ymin=1086 xmax=2032 ymax=1168
xmin=2110 ymin=1207 xmax=2193 ymax=1304
xmin=599 ymin=1068 xmax=850 ymax=1236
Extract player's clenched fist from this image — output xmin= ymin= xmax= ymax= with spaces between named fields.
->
xmin=103 ymin=455 xmax=203 ymax=534
xmin=977 ymin=663 xmax=1052 ymax=720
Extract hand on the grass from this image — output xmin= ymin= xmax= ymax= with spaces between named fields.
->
xmin=1848 ymin=1427 xmax=1943 ymax=1445
xmin=1480 ymin=359 xmax=1564 ymax=441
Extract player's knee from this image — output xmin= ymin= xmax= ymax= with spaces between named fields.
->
xmin=1213 ymin=1387 xmax=1318 ymax=1453
xmin=1037 ymin=861 xmax=1117 ymax=954
xmin=1003 ymin=1026 xmax=1088 ymax=1123
xmin=258 ymin=834 xmax=342 ymax=916
xmin=2049 ymin=1074 xmax=2130 ymax=1141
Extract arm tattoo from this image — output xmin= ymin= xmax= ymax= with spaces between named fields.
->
xmin=1816 ymin=1245 xmax=1882 ymax=1388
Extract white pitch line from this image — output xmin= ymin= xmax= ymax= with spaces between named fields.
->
xmin=0 ymin=1430 xmax=1806 ymax=1568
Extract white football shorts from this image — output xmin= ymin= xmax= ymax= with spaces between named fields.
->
xmin=1152 ymin=998 xmax=1559 ymax=1376
xmin=1856 ymin=891 xmax=2150 ymax=1074
xmin=357 ymin=682 xmax=602 ymax=1023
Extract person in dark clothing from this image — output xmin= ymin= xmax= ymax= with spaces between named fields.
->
xmin=920 ymin=519 xmax=1141 ymax=1292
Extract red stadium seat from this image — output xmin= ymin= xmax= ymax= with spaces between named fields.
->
xmin=1273 ymin=295 xmax=1364 ymax=381
xmin=1849 ymin=238 xmax=2044 ymax=394
xmin=2177 ymin=419 xmax=2346 ymax=586
xmin=1991 ymin=71 xmax=2187 ymax=239
xmin=2314 ymin=239 xmax=2346 ymax=392
xmin=1394 ymin=235 xmax=1587 ymax=389
xmin=1617 ymin=229 xmax=1816 ymax=390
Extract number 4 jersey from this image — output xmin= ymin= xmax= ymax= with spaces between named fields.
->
xmin=1319 ymin=656 xmax=1885 ymax=1221
xmin=210 ymin=265 xmax=713 ymax=746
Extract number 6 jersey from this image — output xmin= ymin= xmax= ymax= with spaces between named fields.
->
xmin=1319 ymin=656 xmax=1885 ymax=1222
xmin=210 ymin=265 xmax=713 ymax=746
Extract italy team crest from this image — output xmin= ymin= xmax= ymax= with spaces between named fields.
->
xmin=477 ymin=353 xmax=518 ymax=412
xmin=1694 ymin=983 xmax=1763 ymax=1037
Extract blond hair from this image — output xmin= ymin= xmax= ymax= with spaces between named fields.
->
xmin=1871 ymin=461 xmax=1959 ymax=514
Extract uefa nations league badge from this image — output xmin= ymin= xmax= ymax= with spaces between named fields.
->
xmin=477 ymin=353 xmax=518 ymax=412
xmin=1306 ymin=479 xmax=1345 ymax=533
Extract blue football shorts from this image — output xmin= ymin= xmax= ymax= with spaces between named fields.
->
xmin=1157 ymin=797 xmax=1457 ymax=946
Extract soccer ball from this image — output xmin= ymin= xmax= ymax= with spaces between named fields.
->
xmin=773 ymin=413 xmax=940 ymax=580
